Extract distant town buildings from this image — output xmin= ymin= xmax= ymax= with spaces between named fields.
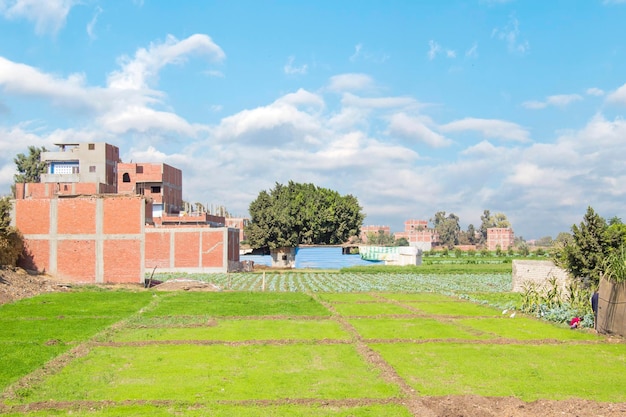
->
xmin=365 ymin=219 xmax=514 ymax=252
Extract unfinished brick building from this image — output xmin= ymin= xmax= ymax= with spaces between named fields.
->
xmin=393 ymin=219 xmax=440 ymax=251
xmin=487 ymin=227 xmax=515 ymax=251
xmin=12 ymin=142 xmax=240 ymax=283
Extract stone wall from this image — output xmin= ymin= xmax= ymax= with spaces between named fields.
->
xmin=512 ymin=259 xmax=571 ymax=294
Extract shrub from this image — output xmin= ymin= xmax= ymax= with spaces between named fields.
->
xmin=0 ymin=227 xmax=24 ymax=266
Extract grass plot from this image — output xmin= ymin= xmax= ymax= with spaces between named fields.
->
xmin=372 ymin=342 xmax=626 ymax=402
xmin=144 ymin=292 xmax=330 ymax=317
xmin=110 ymin=319 xmax=351 ymax=342
xmin=13 ymin=344 xmax=401 ymax=403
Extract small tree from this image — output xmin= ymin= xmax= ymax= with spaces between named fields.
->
xmin=553 ymin=206 xmax=625 ymax=286
xmin=366 ymin=229 xmax=396 ymax=246
xmin=14 ymin=146 xmax=47 ymax=184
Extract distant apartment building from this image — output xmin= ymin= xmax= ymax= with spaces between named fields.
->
xmin=487 ymin=227 xmax=515 ymax=251
xmin=360 ymin=225 xmax=391 ymax=243
xmin=17 ymin=142 xmax=120 ymax=198
xmin=117 ymin=162 xmax=183 ymax=218
xmin=393 ymin=219 xmax=439 ymax=251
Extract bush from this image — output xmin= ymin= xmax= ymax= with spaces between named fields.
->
xmin=0 ymin=227 xmax=24 ymax=266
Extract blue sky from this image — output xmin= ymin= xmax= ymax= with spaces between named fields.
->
xmin=1 ymin=0 xmax=626 ymax=240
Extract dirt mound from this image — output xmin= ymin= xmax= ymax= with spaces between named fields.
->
xmin=151 ymin=278 xmax=222 ymax=292
xmin=0 ymin=266 xmax=70 ymax=305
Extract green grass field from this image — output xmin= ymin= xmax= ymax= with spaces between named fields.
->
xmin=0 ymin=287 xmax=624 ymax=416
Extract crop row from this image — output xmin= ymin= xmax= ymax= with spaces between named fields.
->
xmin=154 ymin=272 xmax=512 ymax=294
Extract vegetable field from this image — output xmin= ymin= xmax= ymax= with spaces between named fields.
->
xmin=151 ymin=272 xmax=512 ymax=294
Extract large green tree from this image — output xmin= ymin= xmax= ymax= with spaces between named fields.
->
xmin=431 ymin=211 xmax=460 ymax=249
xmin=14 ymin=146 xmax=48 ymax=184
xmin=245 ymin=181 xmax=364 ymax=249
xmin=553 ymin=206 xmax=625 ymax=285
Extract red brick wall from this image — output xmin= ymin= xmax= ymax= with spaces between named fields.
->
xmin=57 ymin=198 xmax=96 ymax=234
xmin=145 ymin=231 xmax=171 ymax=268
xmin=103 ymin=197 xmax=142 ymax=234
xmin=20 ymin=239 xmax=50 ymax=272
xmin=16 ymin=196 xmax=237 ymax=281
xmin=15 ymin=195 xmax=145 ymax=283
xmin=103 ymin=240 xmax=142 ymax=283
xmin=174 ymin=231 xmax=201 ymax=267
xmin=144 ymin=226 xmax=237 ymax=272
xmin=57 ymin=240 xmax=96 ymax=281
xmin=14 ymin=199 xmax=50 ymax=234
xmin=202 ymin=230 xmax=224 ymax=268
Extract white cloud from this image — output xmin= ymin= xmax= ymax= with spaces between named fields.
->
xmin=521 ymin=100 xmax=546 ymax=110
xmin=327 ymin=73 xmax=374 ymax=92
xmin=440 ymin=117 xmax=530 ymax=142
xmin=465 ymin=42 xmax=478 ymax=58
xmin=107 ymin=34 xmax=225 ymax=91
xmin=546 ymin=94 xmax=583 ymax=106
xmin=0 ymin=0 xmax=78 ymax=35
xmin=606 ymin=82 xmax=626 ymax=104
xmin=212 ymin=96 xmax=323 ymax=145
xmin=387 ymin=113 xmax=452 ymax=148
xmin=341 ymin=93 xmax=421 ymax=110
xmin=86 ymin=6 xmax=102 ymax=40
xmin=283 ymin=56 xmax=308 ymax=75
xmin=427 ymin=40 xmax=441 ymax=60
xmin=350 ymin=43 xmax=364 ymax=62
xmin=0 ymin=56 xmax=110 ymax=111
xmin=204 ymin=70 xmax=224 ymax=78
xmin=492 ymin=16 xmax=530 ymax=54
xmin=586 ymin=87 xmax=604 ymax=96
xmin=348 ymin=43 xmax=389 ymax=63
xmin=428 ymin=40 xmax=456 ymax=60
xmin=522 ymin=93 xmax=582 ymax=109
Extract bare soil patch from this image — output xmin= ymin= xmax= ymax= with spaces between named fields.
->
xmin=0 ymin=266 xmax=71 ymax=305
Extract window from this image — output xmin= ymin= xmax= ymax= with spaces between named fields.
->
xmin=72 ymin=166 xmax=79 ymax=174
xmin=89 ymin=165 xmax=96 ymax=173
xmin=122 ymin=173 xmax=131 ymax=182
xmin=151 ymin=186 xmax=161 ymax=193
xmin=136 ymin=166 xmax=143 ymax=174
xmin=88 ymin=143 xmax=95 ymax=150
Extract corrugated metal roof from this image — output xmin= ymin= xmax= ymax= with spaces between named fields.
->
xmin=295 ymin=246 xmax=380 ymax=269
xmin=241 ymin=246 xmax=382 ymax=269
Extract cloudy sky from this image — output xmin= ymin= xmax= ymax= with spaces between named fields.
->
xmin=1 ymin=0 xmax=626 ymax=240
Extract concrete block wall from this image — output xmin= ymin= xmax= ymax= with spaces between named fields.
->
xmin=512 ymin=259 xmax=571 ymax=294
